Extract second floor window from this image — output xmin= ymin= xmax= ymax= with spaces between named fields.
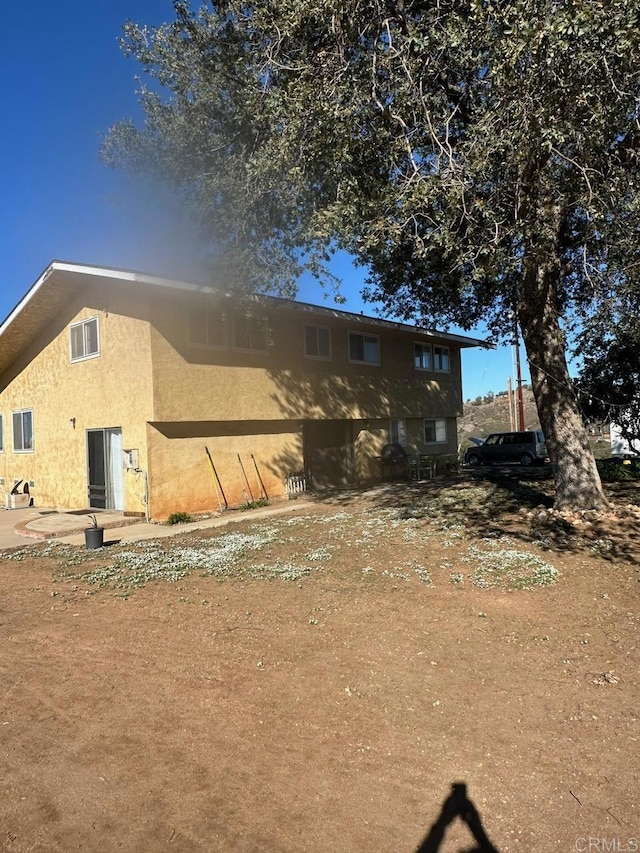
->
xmin=188 ymin=307 xmax=226 ymax=348
xmin=349 ymin=332 xmax=380 ymax=365
xmin=234 ymin=314 xmax=268 ymax=352
xmin=414 ymin=343 xmax=432 ymax=370
xmin=433 ymin=345 xmax=450 ymax=372
xmin=70 ymin=317 xmax=99 ymax=361
xmin=304 ymin=324 xmax=331 ymax=359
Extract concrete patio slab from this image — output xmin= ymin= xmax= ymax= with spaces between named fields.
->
xmin=0 ymin=500 xmax=313 ymax=550
xmin=16 ymin=511 xmax=143 ymax=541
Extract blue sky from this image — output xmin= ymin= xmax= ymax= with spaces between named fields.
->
xmin=1 ymin=0 xmax=527 ymax=402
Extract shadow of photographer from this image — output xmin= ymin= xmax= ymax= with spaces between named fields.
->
xmin=416 ymin=782 xmax=499 ymax=852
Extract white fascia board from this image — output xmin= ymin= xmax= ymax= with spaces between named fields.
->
xmin=49 ymin=261 xmax=212 ymax=294
xmin=1 ymin=259 xmax=492 ymax=351
xmin=0 ymin=262 xmax=54 ymax=337
xmin=0 ymin=260 xmax=217 ymax=338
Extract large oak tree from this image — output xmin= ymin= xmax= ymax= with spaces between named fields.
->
xmin=104 ymin=0 xmax=640 ymax=511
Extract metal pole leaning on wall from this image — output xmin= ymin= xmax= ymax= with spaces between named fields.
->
xmin=251 ymin=454 xmax=268 ymax=501
xmin=205 ymin=446 xmax=228 ymax=511
xmin=237 ymin=454 xmax=254 ymax=503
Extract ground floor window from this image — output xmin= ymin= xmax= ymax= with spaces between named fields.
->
xmin=389 ymin=418 xmax=407 ymax=447
xmin=424 ymin=418 xmax=447 ymax=444
xmin=13 ymin=409 xmax=34 ymax=452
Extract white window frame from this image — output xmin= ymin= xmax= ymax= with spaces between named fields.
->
xmin=424 ymin=418 xmax=447 ymax=444
xmin=187 ymin=306 xmax=227 ymax=349
xmin=433 ymin=345 xmax=450 ymax=373
xmin=233 ymin=314 xmax=269 ymax=353
xmin=12 ymin=409 xmax=34 ymax=453
xmin=304 ymin=324 xmax=332 ymax=360
xmin=389 ymin=418 xmax=407 ymax=447
xmin=0 ymin=414 xmax=3 ymax=453
xmin=348 ymin=331 xmax=380 ymax=366
xmin=69 ymin=316 xmax=100 ymax=362
xmin=414 ymin=342 xmax=432 ymax=371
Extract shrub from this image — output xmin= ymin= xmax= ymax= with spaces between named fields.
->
xmin=596 ymin=458 xmax=640 ymax=482
xmin=166 ymin=511 xmax=194 ymax=525
xmin=241 ymin=498 xmax=269 ymax=510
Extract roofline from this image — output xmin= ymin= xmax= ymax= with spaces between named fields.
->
xmin=0 ymin=262 xmax=53 ymax=339
xmin=0 ymin=259 xmax=493 ymax=349
xmin=267 ymin=295 xmax=490 ymax=347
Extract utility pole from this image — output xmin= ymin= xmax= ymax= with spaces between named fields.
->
xmin=513 ymin=322 xmax=526 ymax=431
xmin=507 ymin=376 xmax=515 ymax=430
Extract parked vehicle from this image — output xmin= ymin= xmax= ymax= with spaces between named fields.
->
xmin=464 ymin=430 xmax=548 ymax=467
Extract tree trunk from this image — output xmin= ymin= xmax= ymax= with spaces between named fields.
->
xmin=519 ymin=258 xmax=608 ymax=512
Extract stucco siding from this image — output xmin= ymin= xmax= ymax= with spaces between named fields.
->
xmin=353 ymin=416 xmax=459 ymax=482
xmin=147 ymin=294 xmax=464 ymax=422
xmin=0 ymin=295 xmax=154 ymax=510
xmin=146 ymin=421 xmax=303 ymax=518
xmin=0 ymin=266 xmax=478 ymax=514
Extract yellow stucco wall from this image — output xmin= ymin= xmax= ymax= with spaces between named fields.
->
xmin=147 ymin=292 xmax=464 ymax=422
xmin=0 ymin=287 xmax=154 ymax=511
xmin=0 ymin=277 xmax=468 ymax=517
xmin=146 ymin=422 xmax=303 ymax=517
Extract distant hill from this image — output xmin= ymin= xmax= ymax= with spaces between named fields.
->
xmin=458 ymin=387 xmax=540 ymax=448
xmin=458 ymin=388 xmax=611 ymax=457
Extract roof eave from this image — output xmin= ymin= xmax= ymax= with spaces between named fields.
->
xmin=0 ymin=259 xmax=493 ymax=351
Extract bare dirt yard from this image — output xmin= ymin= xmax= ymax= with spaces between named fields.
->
xmin=0 ymin=475 xmax=638 ymax=853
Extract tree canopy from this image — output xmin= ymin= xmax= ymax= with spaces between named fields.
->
xmin=104 ymin=0 xmax=640 ymax=511
xmin=575 ymin=303 xmax=640 ymax=454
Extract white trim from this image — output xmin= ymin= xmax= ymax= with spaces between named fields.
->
xmin=0 ymin=260 xmax=491 ymax=351
xmin=0 ymin=266 xmax=52 ymax=338
xmin=49 ymin=261 xmax=205 ymax=293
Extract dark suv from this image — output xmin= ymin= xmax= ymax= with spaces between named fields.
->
xmin=464 ymin=431 xmax=548 ymax=467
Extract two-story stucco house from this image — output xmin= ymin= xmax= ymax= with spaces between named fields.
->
xmin=0 ymin=261 xmax=487 ymax=519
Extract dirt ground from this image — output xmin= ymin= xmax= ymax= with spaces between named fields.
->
xmin=0 ymin=475 xmax=638 ymax=853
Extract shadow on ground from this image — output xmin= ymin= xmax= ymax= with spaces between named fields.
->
xmin=417 ymin=782 xmax=499 ymax=852
xmin=309 ymin=471 xmax=640 ymax=565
